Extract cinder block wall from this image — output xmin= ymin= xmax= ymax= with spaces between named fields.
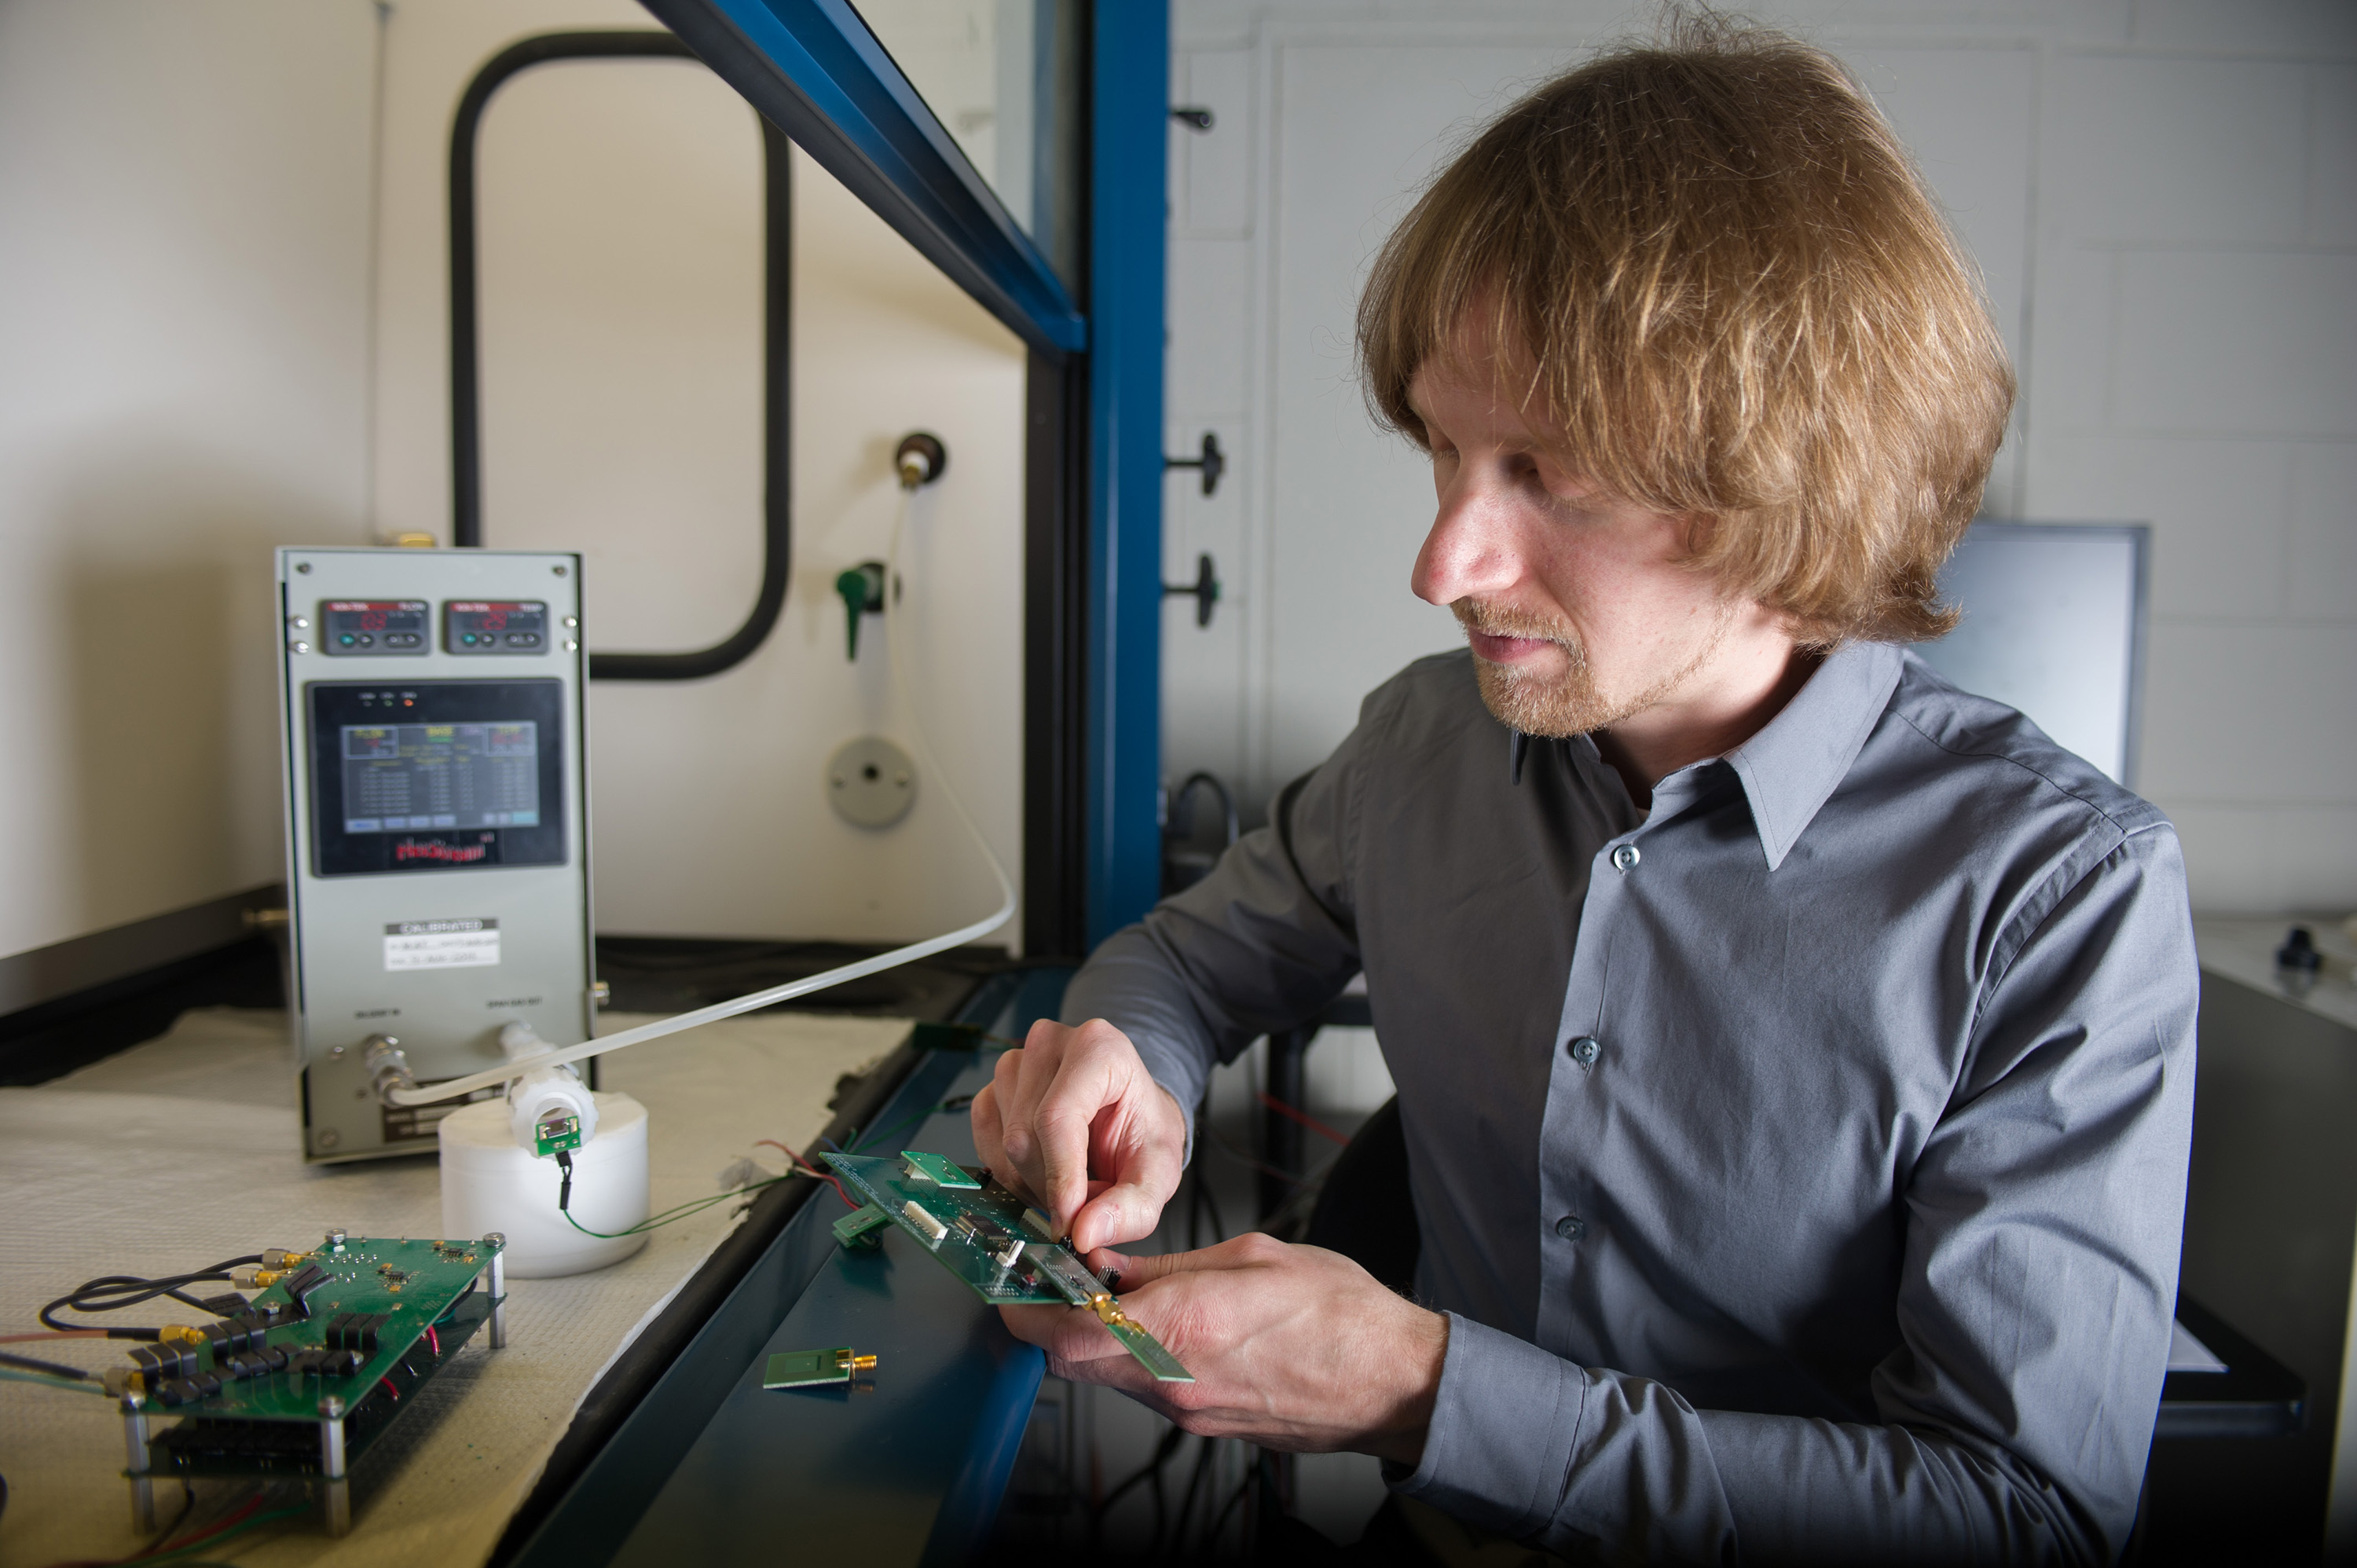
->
xmin=1162 ymin=0 xmax=2355 ymax=915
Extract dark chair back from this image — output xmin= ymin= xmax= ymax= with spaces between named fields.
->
xmin=1302 ymin=1096 xmax=1420 ymax=1294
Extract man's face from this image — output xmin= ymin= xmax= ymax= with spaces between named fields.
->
xmin=1406 ymin=343 xmax=1739 ymax=740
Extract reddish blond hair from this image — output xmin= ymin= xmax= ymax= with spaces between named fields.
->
xmin=1358 ymin=16 xmax=2014 ymax=643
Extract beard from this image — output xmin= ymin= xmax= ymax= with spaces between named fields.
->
xmin=1453 ymin=599 xmax=1728 ymax=739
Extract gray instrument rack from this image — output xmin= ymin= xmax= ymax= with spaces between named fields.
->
xmin=276 ymin=548 xmax=595 ymax=1163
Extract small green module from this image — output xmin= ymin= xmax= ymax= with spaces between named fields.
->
xmin=832 ymin=1203 xmax=891 ymax=1251
xmin=900 ymin=1150 xmax=981 ymax=1189
xmin=533 ymin=1113 xmax=583 ymax=1157
xmin=762 ymin=1346 xmax=874 ymax=1389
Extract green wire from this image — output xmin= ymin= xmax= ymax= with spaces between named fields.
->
xmin=560 ymin=1172 xmax=800 ymax=1240
xmin=556 ymin=1087 xmax=976 ymax=1239
xmin=0 ymin=1366 xmax=104 ymax=1396
xmin=852 ymin=1099 xmax=951 ymax=1154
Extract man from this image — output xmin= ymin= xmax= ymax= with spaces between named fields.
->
xmin=975 ymin=20 xmax=2196 ymax=1564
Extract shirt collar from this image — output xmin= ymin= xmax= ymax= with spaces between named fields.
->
xmin=1718 ymin=640 xmax=1904 ymax=870
xmin=1505 ymin=640 xmax=1902 ymax=870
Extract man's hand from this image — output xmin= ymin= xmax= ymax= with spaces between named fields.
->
xmin=999 ymin=1234 xmax=1449 ymax=1466
xmin=970 ymin=1018 xmax=1187 ymax=1252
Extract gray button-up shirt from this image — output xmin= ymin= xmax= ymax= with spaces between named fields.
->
xmin=1064 ymin=642 xmax=2197 ymax=1565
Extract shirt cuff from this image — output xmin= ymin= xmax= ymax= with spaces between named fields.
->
xmin=1389 ymin=1312 xmax=1586 ymax=1539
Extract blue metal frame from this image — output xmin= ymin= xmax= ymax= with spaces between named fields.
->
xmin=637 ymin=0 xmax=1084 ymax=357
xmin=632 ymin=0 xmax=1169 ymax=948
xmin=1084 ymin=0 xmax=1170 ymax=946
xmin=506 ymin=969 xmax=1072 ymax=1566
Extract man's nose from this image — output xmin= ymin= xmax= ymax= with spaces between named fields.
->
xmin=1412 ymin=474 xmax=1526 ymax=607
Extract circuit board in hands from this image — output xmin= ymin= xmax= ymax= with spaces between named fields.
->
xmin=823 ymin=1152 xmax=1193 ymax=1383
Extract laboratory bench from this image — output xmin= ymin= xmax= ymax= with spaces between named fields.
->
xmin=0 ymin=945 xmax=1067 ymax=1568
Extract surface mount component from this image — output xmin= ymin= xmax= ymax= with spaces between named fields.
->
xmin=831 ymin=1203 xmax=892 ymax=1251
xmin=900 ymin=1149 xmax=980 ymax=1189
xmin=823 ymin=1152 xmax=1193 ymax=1383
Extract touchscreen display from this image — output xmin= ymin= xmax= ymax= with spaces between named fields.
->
xmin=339 ymin=722 xmax=541 ymax=833
xmin=307 ymin=679 xmax=566 ymax=877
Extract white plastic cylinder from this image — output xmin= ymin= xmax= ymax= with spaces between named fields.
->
xmin=438 ymin=1091 xmax=650 ymax=1277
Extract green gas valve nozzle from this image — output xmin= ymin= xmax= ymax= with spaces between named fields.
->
xmin=835 ymin=562 xmax=886 ymax=660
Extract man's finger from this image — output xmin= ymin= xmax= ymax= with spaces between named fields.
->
xmin=989 ymin=1046 xmax=1036 ymax=1173
xmin=1084 ymin=1231 xmax=1281 ymax=1291
xmin=997 ymin=1303 xmax=1135 ymax=1368
xmin=1071 ymin=1163 xmax=1179 ymax=1252
xmin=970 ymin=1081 xmax=1007 ymax=1175
xmin=1031 ymin=1039 xmax=1123 ymax=1231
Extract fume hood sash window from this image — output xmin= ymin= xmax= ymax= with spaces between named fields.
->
xmin=640 ymin=0 xmax=1084 ymax=358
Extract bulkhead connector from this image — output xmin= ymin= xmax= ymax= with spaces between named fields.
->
xmin=362 ymin=1035 xmax=416 ymax=1102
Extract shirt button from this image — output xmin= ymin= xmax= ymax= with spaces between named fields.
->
xmin=1555 ymin=1214 xmax=1588 ymax=1242
xmin=1611 ymin=844 xmax=1640 ymax=872
xmin=1568 ymin=1035 xmax=1600 ymax=1067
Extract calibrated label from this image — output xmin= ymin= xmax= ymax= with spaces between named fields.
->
xmin=383 ymin=918 xmax=500 ymax=971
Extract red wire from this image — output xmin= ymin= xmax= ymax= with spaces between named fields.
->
xmin=1255 ymin=1091 xmax=1351 ymax=1147
xmin=426 ymin=1326 xmax=441 ymax=1357
xmin=44 ymin=1464 xmax=278 ymax=1566
xmin=377 ymin=1376 xmax=399 ymax=1401
xmin=757 ymin=1140 xmax=859 ymax=1210
xmin=138 ymin=1494 xmax=265 ymax=1559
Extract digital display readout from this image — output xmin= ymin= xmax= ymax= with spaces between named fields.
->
xmin=339 ymin=721 xmax=541 ymax=834
xmin=308 ymin=679 xmax=566 ymax=877
xmin=445 ymin=600 xmax=549 ymax=654
xmin=321 ymin=600 xmax=429 ymax=655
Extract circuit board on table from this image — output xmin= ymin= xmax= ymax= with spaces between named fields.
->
xmin=823 ymin=1152 xmax=1193 ymax=1383
xmin=131 ymin=1235 xmax=500 ymax=1476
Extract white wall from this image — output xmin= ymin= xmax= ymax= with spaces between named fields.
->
xmin=1163 ymin=0 xmax=2357 ymax=915
xmin=368 ymin=0 xmax=1028 ymax=947
xmin=0 ymin=0 xmax=379 ymax=959
xmin=0 ymin=0 xmax=1028 ymax=967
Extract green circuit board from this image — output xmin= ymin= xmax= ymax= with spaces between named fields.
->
xmin=129 ymin=1236 xmax=500 ymax=1424
xmin=823 ymin=1152 xmax=1192 ymax=1383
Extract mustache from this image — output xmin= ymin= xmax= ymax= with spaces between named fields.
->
xmin=1452 ymin=598 xmax=1578 ymax=648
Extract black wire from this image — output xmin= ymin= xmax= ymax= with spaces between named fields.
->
xmin=0 ymin=1349 xmax=90 ymax=1380
xmin=555 ymin=1150 xmax=574 ymax=1211
xmin=40 ymin=1255 xmax=263 ymax=1332
xmin=1169 ymin=1434 xmax=1219 ymax=1557
xmin=1207 ymin=1467 xmax=1252 ymax=1550
xmin=1098 ymin=1423 xmax=1186 ymax=1522
xmin=147 ymin=1482 xmax=196 ymax=1553
xmin=434 ymin=1278 xmax=478 ymax=1324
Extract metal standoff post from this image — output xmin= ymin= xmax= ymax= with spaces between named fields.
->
xmin=122 ymin=1392 xmax=153 ymax=1534
xmin=484 ymin=1233 xmax=507 ymax=1349
xmin=318 ymin=1394 xmax=350 ymax=1536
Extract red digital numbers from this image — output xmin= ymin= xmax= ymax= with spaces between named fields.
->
xmin=360 ymin=610 xmax=387 ymax=632
xmin=484 ymin=610 xmax=508 ymax=632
